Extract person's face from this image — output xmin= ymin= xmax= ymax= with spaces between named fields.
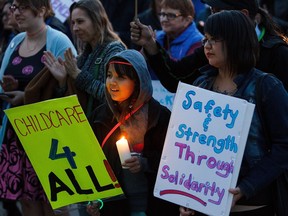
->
xmin=203 ymin=34 xmax=226 ymax=69
xmin=2 ymin=3 xmax=13 ymax=30
xmin=159 ymin=7 xmax=191 ymax=38
xmin=106 ymin=64 xmax=135 ymax=104
xmin=71 ymin=8 xmax=97 ymax=47
xmin=10 ymin=1 xmax=35 ymax=30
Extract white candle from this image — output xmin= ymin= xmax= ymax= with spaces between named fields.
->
xmin=116 ymin=137 xmax=131 ymax=169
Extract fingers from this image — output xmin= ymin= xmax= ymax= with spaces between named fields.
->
xmin=179 ymin=206 xmax=195 ymax=216
xmin=43 ymin=51 xmax=58 ymax=69
xmin=123 ymin=156 xmax=141 ymax=173
xmin=64 ymin=48 xmax=75 ymax=61
xmin=130 ymin=19 xmax=143 ymax=40
xmin=229 ymin=187 xmax=243 ymax=207
xmin=58 ymin=57 xmax=65 ymax=65
xmin=1 ymin=75 xmax=19 ymax=91
xmin=86 ymin=205 xmax=100 ymax=216
xmin=228 ymin=187 xmax=241 ymax=195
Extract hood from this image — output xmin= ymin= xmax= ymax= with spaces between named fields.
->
xmin=105 ymin=49 xmax=153 ymax=115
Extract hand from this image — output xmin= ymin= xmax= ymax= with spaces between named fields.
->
xmin=123 ymin=155 xmax=141 ymax=173
xmin=130 ymin=19 xmax=158 ymax=54
xmin=1 ymin=91 xmax=24 ymax=106
xmin=86 ymin=203 xmax=100 ymax=216
xmin=63 ymin=48 xmax=81 ymax=79
xmin=229 ymin=187 xmax=243 ymax=207
xmin=179 ymin=206 xmax=195 ymax=216
xmin=43 ymin=51 xmax=67 ymax=87
xmin=0 ymin=75 xmax=19 ymax=91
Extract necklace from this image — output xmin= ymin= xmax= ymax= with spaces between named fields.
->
xmin=26 ymin=38 xmax=41 ymax=52
xmin=213 ymin=85 xmax=237 ymax=96
xmin=26 ymin=25 xmax=46 ymax=52
xmin=27 ymin=24 xmax=46 ymax=38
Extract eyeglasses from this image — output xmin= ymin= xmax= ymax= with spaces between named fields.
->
xmin=158 ymin=12 xmax=182 ymax=20
xmin=9 ymin=4 xmax=29 ymax=13
xmin=202 ymin=38 xmax=223 ymax=46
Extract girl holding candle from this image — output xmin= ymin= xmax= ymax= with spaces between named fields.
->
xmin=90 ymin=49 xmax=179 ymax=216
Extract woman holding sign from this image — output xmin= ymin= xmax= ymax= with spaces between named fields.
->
xmin=43 ymin=0 xmax=126 ymax=119
xmin=180 ymin=10 xmax=288 ymax=216
xmin=90 ymin=49 xmax=179 ymax=216
xmin=0 ymin=0 xmax=76 ymax=215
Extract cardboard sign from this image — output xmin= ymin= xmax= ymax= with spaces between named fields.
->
xmin=154 ymin=82 xmax=255 ymax=216
xmin=152 ymin=80 xmax=175 ymax=110
xmin=51 ymin=0 xmax=77 ymax=23
xmin=4 ymin=95 xmax=123 ymax=209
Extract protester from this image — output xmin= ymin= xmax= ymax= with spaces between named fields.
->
xmin=43 ymin=0 xmax=126 ymax=119
xmin=259 ymin=0 xmax=288 ymax=34
xmin=130 ymin=0 xmax=288 ymax=91
xmin=176 ymin=10 xmax=288 ymax=216
xmin=0 ymin=0 xmax=77 ymax=215
xmin=90 ymin=49 xmax=179 ymax=216
xmin=156 ymin=0 xmax=203 ymax=59
xmin=141 ymin=0 xmax=203 ymax=108
xmin=0 ymin=0 xmax=19 ymax=64
xmin=0 ymin=3 xmax=23 ymax=215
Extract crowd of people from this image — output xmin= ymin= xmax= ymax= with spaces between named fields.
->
xmin=0 ymin=0 xmax=287 ymax=216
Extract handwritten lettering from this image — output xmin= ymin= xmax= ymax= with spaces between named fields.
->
xmin=14 ymin=105 xmax=86 ymax=137
xmin=49 ymin=164 xmax=120 ymax=202
xmin=182 ymin=90 xmax=239 ymax=131
xmin=175 ymin=142 xmax=234 ymax=178
xmin=176 ymin=124 xmax=238 ymax=154
xmin=51 ymin=0 xmax=70 ymax=19
xmin=160 ymin=165 xmax=225 ymax=205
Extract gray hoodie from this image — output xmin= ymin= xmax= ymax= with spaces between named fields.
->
xmin=104 ymin=50 xmax=153 ymax=212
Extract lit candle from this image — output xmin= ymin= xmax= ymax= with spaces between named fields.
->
xmin=116 ymin=137 xmax=131 ymax=169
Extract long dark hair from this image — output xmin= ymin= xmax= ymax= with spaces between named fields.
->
xmin=204 ymin=10 xmax=259 ymax=75
xmin=257 ymin=7 xmax=288 ymax=42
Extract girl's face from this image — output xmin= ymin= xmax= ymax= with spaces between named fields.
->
xmin=106 ymin=64 xmax=135 ymax=104
xmin=71 ymin=8 xmax=97 ymax=47
xmin=203 ymin=34 xmax=226 ymax=69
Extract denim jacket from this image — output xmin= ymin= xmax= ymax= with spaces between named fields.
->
xmin=194 ymin=65 xmax=288 ymax=200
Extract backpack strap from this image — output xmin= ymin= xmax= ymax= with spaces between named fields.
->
xmin=101 ymin=102 xmax=145 ymax=148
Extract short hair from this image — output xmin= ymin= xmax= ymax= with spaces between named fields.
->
xmin=160 ymin=0 xmax=195 ymax=18
xmin=15 ymin=0 xmax=54 ymax=18
xmin=204 ymin=10 xmax=259 ymax=75
xmin=69 ymin=0 xmax=120 ymax=44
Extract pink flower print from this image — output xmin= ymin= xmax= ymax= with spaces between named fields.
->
xmin=22 ymin=65 xmax=34 ymax=75
xmin=12 ymin=56 xmax=22 ymax=65
xmin=41 ymin=55 xmax=46 ymax=63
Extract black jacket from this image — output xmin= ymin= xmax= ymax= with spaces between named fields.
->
xmin=91 ymin=98 xmax=179 ymax=215
xmin=145 ymin=33 xmax=288 ymax=92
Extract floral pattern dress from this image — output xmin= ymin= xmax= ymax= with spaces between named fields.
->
xmin=0 ymin=44 xmax=48 ymax=201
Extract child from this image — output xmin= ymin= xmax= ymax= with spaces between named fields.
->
xmin=90 ymin=49 xmax=179 ymax=216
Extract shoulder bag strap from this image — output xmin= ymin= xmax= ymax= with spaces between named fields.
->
xmin=101 ymin=103 xmax=145 ymax=148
